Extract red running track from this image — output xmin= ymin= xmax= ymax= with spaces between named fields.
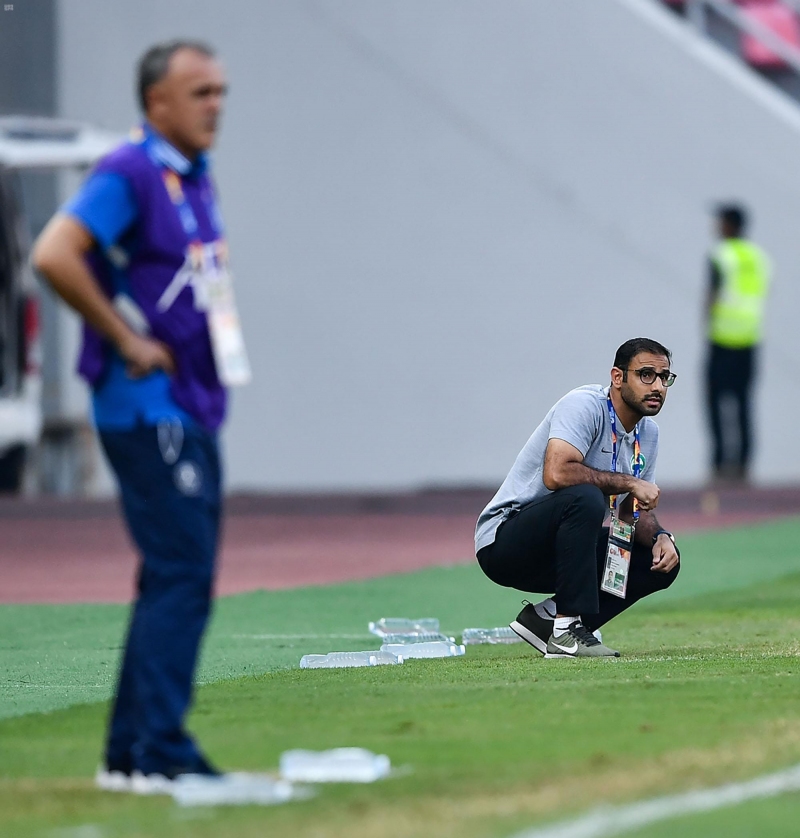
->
xmin=0 ymin=488 xmax=797 ymax=604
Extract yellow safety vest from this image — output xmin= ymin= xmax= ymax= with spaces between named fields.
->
xmin=709 ymin=239 xmax=770 ymax=349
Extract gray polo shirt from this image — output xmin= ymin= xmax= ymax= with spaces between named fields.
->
xmin=474 ymin=384 xmax=659 ymax=553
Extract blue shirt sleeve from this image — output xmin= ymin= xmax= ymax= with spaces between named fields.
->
xmin=62 ymin=171 xmax=138 ymax=249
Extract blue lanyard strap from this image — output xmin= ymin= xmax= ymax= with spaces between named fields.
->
xmin=138 ymin=125 xmax=224 ymax=242
xmin=606 ymin=393 xmax=642 ymax=521
xmin=161 ymin=169 xmax=224 ymax=241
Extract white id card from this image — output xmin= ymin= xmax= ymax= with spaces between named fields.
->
xmin=610 ymin=517 xmax=634 ymax=545
xmin=601 ymin=542 xmax=630 ymax=598
xmin=204 ymin=260 xmax=252 ymax=387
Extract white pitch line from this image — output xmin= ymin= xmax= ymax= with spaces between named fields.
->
xmin=509 ymin=763 xmax=800 ymax=838
xmin=3 ymin=684 xmax=108 ymax=689
xmin=49 ymin=825 xmax=105 ymax=838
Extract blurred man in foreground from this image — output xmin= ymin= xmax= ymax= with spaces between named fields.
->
xmin=475 ymin=338 xmax=680 ymax=658
xmin=706 ymin=204 xmax=770 ymax=485
xmin=34 ymin=40 xmax=249 ymax=792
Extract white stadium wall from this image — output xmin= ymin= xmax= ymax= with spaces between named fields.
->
xmin=56 ymin=0 xmax=800 ymax=491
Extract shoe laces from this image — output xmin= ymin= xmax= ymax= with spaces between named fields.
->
xmin=569 ymin=622 xmax=600 ymax=647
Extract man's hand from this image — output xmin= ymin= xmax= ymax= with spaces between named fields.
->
xmin=651 ymin=533 xmax=679 ymax=573
xmin=33 ymin=215 xmax=177 ymax=380
xmin=629 ymin=478 xmax=660 ymax=512
xmin=119 ymin=332 xmax=176 ymax=378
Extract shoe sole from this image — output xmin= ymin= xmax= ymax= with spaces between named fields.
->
xmin=130 ymin=770 xmax=223 ymax=795
xmin=95 ymin=771 xmax=133 ymax=792
xmin=509 ymin=620 xmax=547 ymax=655
xmin=544 ymin=651 xmax=620 ymax=659
xmin=130 ymin=772 xmax=174 ymax=795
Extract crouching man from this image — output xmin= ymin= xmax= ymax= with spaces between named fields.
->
xmin=475 ymin=338 xmax=681 ymax=658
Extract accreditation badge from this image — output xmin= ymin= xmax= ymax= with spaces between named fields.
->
xmin=204 ymin=244 xmax=252 ymax=387
xmin=601 ymin=516 xmax=634 ymax=599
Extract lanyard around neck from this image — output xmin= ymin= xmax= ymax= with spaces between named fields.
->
xmin=160 ymin=167 xmax=223 ymax=242
xmin=606 ymin=393 xmax=642 ymax=521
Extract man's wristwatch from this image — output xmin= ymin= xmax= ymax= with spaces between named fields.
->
xmin=652 ymin=529 xmax=675 ymax=545
xmin=653 ymin=529 xmax=680 ymax=559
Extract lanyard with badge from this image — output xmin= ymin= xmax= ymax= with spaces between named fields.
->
xmin=160 ymin=168 xmax=252 ymax=387
xmin=601 ymin=393 xmax=641 ymax=599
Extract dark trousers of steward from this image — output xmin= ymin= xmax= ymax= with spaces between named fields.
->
xmin=706 ymin=343 xmax=755 ymax=474
xmin=477 ymin=484 xmax=680 ymax=629
xmin=99 ymin=421 xmax=221 ymax=775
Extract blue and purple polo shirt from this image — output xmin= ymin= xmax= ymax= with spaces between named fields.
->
xmin=64 ymin=124 xmax=227 ymax=432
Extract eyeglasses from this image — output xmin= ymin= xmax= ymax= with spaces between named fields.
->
xmin=624 ymin=367 xmax=677 ymax=387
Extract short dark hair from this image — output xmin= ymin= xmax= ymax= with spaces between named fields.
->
xmin=613 ymin=338 xmax=672 ymax=371
xmin=716 ymin=203 xmax=747 ymax=236
xmin=137 ymin=39 xmax=216 ymax=112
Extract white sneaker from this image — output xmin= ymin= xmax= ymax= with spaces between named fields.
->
xmin=130 ymin=768 xmax=226 ymax=795
xmin=130 ymin=770 xmax=175 ymax=795
xmin=95 ymin=765 xmax=133 ymax=792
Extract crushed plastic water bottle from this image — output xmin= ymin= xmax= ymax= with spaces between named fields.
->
xmin=280 ymin=748 xmax=391 ymax=783
xmin=299 ymin=650 xmax=403 ymax=669
xmin=462 ymin=627 xmax=523 ymax=645
xmin=459 ymin=626 xmax=603 ymax=645
xmin=380 ymin=641 xmax=465 ymax=659
xmin=368 ymin=617 xmax=439 ymax=638
xmin=380 ymin=631 xmax=454 ymax=644
xmin=171 ymin=772 xmax=304 ymax=806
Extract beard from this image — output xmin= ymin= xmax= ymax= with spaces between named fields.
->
xmin=620 ymin=384 xmax=664 ymax=417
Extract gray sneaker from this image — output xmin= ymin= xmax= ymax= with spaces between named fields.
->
xmin=545 ymin=621 xmax=619 ymax=658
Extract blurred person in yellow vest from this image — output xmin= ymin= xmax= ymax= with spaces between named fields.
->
xmin=706 ymin=204 xmax=770 ymax=485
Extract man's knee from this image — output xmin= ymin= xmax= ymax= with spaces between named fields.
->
xmin=665 ymin=561 xmax=680 ymax=586
xmin=653 ymin=561 xmax=680 ymax=591
xmin=558 ymin=484 xmax=606 ymax=521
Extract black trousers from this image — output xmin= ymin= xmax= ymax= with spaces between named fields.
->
xmin=477 ymin=485 xmax=679 ymax=630
xmin=706 ymin=344 xmax=756 ymax=474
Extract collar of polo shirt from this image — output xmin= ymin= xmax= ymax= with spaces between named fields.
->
xmin=141 ymin=121 xmax=209 ymax=179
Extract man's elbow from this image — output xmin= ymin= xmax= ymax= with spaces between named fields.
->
xmin=31 ymin=224 xmax=68 ymax=280
xmin=31 ymin=239 xmax=56 ymax=278
xmin=32 ymin=216 xmax=88 ymax=281
xmin=542 ymin=465 xmax=567 ymax=492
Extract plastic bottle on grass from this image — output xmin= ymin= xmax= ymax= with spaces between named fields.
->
xmin=368 ymin=617 xmax=439 ymax=637
xmin=172 ymin=773 xmax=300 ymax=806
xmin=462 ymin=627 xmax=523 ymax=645
xmin=300 ymin=651 xmax=402 ymax=669
xmin=280 ymin=748 xmax=391 ymax=783
xmin=380 ymin=641 xmax=465 ymax=659
xmin=380 ymin=631 xmax=453 ymax=644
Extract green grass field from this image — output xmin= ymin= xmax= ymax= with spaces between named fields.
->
xmin=2 ymin=518 xmax=800 ymax=837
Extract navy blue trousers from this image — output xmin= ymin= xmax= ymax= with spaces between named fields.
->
xmin=99 ymin=421 xmax=221 ymax=775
